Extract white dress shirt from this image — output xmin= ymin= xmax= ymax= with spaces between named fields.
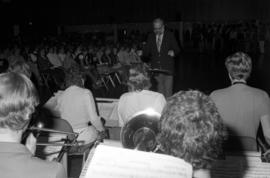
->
xmin=117 ymin=90 xmax=166 ymax=127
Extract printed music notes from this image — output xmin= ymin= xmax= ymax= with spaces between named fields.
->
xmin=80 ymin=144 xmax=192 ymax=178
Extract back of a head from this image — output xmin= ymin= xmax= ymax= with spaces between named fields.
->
xmin=225 ymin=52 xmax=252 ymax=81
xmin=158 ymin=90 xmax=226 ymax=169
xmin=127 ymin=63 xmax=151 ymax=91
xmin=64 ymin=67 xmax=84 ymax=88
xmin=0 ymin=72 xmax=39 ymax=131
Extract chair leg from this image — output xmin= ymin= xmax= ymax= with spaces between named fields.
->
xmin=108 ymin=75 xmax=115 ymax=88
xmin=115 ymin=73 xmax=121 ymax=84
xmin=41 ymin=75 xmax=52 ymax=94
xmin=101 ymin=77 xmax=108 ymax=90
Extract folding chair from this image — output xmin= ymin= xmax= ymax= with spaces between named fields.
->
xmin=224 ymin=135 xmax=258 ymax=152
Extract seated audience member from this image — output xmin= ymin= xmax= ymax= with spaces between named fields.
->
xmin=8 ymin=47 xmax=25 ymax=66
xmin=8 ymin=60 xmax=41 ymax=90
xmin=157 ymin=90 xmax=226 ymax=178
xmin=0 ymin=72 xmax=66 ymax=178
xmin=210 ymin=52 xmax=270 ymax=147
xmin=45 ymin=68 xmax=105 ymax=145
xmin=47 ymin=47 xmax=62 ymax=68
xmin=117 ymin=64 xmax=166 ymax=127
xmin=8 ymin=59 xmax=31 ymax=78
xmin=37 ymin=48 xmax=53 ymax=72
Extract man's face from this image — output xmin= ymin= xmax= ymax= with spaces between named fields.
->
xmin=153 ymin=21 xmax=164 ymax=35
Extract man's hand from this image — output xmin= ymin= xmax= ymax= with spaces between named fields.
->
xmin=26 ymin=133 xmax=37 ymax=155
xmin=168 ymin=50 xmax=175 ymax=57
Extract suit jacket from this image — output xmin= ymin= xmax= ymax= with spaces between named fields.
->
xmin=143 ymin=31 xmax=180 ymax=75
xmin=0 ymin=142 xmax=66 ymax=178
xmin=210 ymin=84 xmax=270 ymax=140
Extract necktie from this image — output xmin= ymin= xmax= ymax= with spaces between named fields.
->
xmin=156 ymin=34 xmax=162 ymax=52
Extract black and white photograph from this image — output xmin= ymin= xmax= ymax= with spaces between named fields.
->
xmin=1 ymin=0 xmax=270 ymax=177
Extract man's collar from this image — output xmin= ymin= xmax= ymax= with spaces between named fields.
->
xmin=231 ymin=79 xmax=247 ymax=85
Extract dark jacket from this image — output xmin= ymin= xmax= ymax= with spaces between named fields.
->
xmin=143 ymin=31 xmax=180 ymax=75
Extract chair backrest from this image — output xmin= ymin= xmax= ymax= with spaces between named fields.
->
xmin=224 ymin=135 xmax=258 ymax=152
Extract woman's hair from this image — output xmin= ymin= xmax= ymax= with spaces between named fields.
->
xmin=8 ymin=60 xmax=31 ymax=78
xmin=157 ymin=90 xmax=226 ymax=169
xmin=64 ymin=66 xmax=84 ymax=88
xmin=225 ymin=52 xmax=252 ymax=81
xmin=0 ymin=72 xmax=39 ymax=131
xmin=127 ymin=63 xmax=151 ymax=91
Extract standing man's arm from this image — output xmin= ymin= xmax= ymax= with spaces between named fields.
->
xmin=169 ymin=32 xmax=180 ymax=56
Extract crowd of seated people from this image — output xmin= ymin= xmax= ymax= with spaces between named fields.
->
xmin=185 ymin=21 xmax=270 ymax=54
xmin=1 ymin=30 xmax=270 ymax=177
xmin=0 ymin=36 xmax=144 ymax=95
xmin=0 ymin=52 xmax=269 ymax=177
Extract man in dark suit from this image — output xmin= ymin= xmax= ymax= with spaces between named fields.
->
xmin=143 ymin=18 xmax=180 ymax=97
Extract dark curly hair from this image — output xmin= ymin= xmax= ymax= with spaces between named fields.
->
xmin=157 ymin=90 xmax=226 ymax=169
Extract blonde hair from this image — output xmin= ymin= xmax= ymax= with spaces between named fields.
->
xmin=225 ymin=52 xmax=252 ymax=81
xmin=127 ymin=64 xmax=151 ymax=91
xmin=0 ymin=72 xmax=39 ymax=131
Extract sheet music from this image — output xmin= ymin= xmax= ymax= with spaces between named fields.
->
xmin=102 ymin=139 xmax=122 ymax=147
xmin=80 ymin=144 xmax=96 ymax=178
xmin=96 ymin=98 xmax=119 ymax=127
xmin=80 ymin=145 xmax=192 ymax=178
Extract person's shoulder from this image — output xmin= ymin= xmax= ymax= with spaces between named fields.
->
xmin=210 ymin=87 xmax=231 ymax=98
xmin=141 ymin=90 xmax=165 ymax=98
xmin=29 ymin=157 xmax=66 ymax=177
xmin=67 ymin=85 xmax=89 ymax=93
xmin=119 ymin=91 xmax=136 ymax=100
xmin=246 ymin=85 xmax=269 ymax=98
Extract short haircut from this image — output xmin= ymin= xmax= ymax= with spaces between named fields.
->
xmin=0 ymin=72 xmax=39 ymax=131
xmin=157 ymin=90 xmax=226 ymax=169
xmin=225 ymin=52 xmax=252 ymax=81
xmin=127 ymin=63 xmax=151 ymax=91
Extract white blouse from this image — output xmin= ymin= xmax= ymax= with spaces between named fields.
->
xmin=117 ymin=90 xmax=166 ymax=127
